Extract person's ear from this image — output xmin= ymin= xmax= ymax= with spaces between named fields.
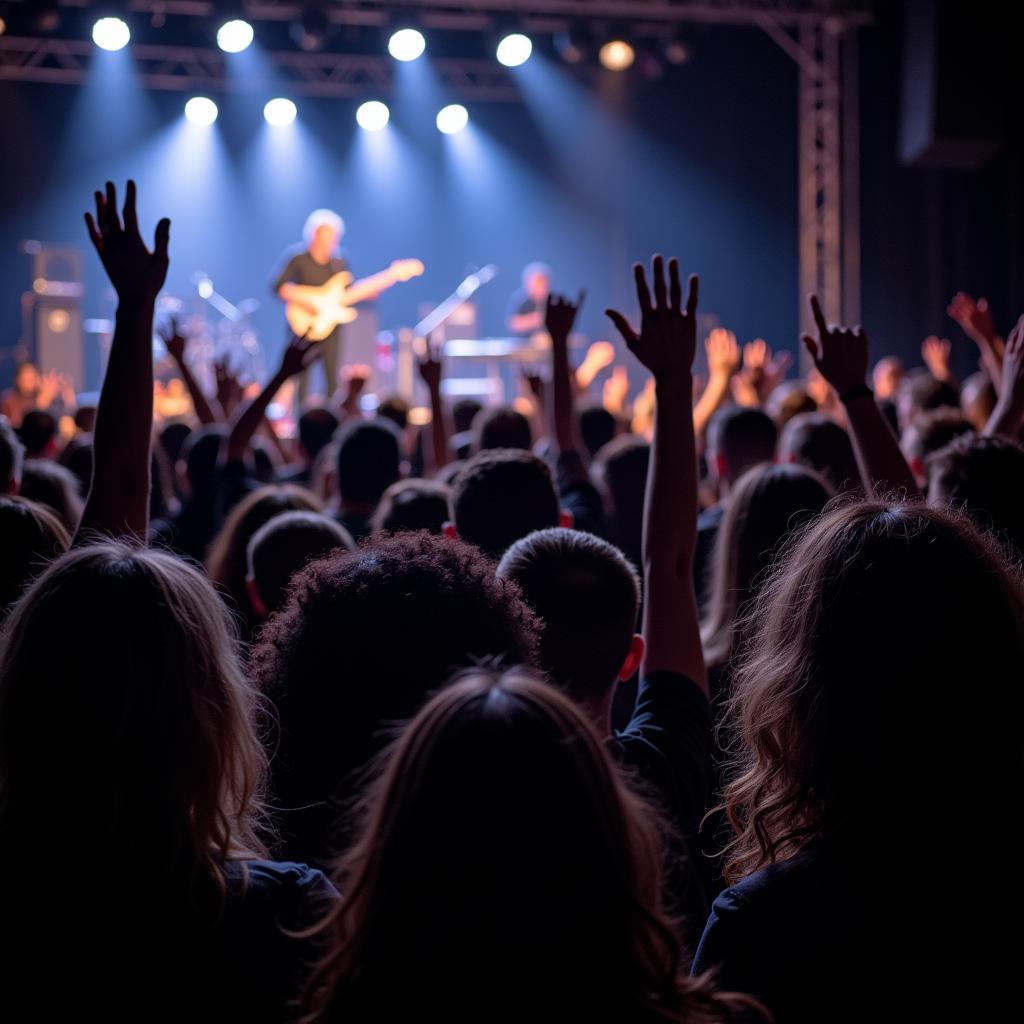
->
xmin=246 ymin=576 xmax=268 ymax=620
xmin=559 ymin=509 xmax=574 ymax=529
xmin=617 ymin=634 xmax=645 ymax=682
xmin=443 ymin=521 xmax=458 ymax=539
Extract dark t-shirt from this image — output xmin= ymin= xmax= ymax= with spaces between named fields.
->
xmin=505 ymin=287 xmax=543 ymax=335
xmin=272 ymin=246 xmax=351 ymax=347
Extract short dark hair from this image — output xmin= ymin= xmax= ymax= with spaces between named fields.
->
xmin=452 ymin=398 xmax=483 ymax=434
xmin=765 ymin=381 xmax=817 ymax=428
xmin=298 ymin=405 xmax=340 ymax=462
xmin=928 ymin=434 xmax=1024 ymax=560
xmin=17 ymin=410 xmax=58 ymax=459
xmin=372 ymin=478 xmax=452 ymax=535
xmin=376 ymin=396 xmax=409 ymax=433
xmin=247 ymin=510 xmax=354 ymax=616
xmin=0 ymin=417 xmax=25 ymax=493
xmin=18 ymin=459 xmax=83 ymax=532
xmin=0 ymin=496 xmax=70 ymax=615
xmin=578 ymin=404 xmax=618 ymax=458
xmin=158 ymin=421 xmax=193 ymax=467
xmin=179 ymin=425 xmax=227 ymax=496
xmin=592 ymin=434 xmax=649 ymax=571
xmin=904 ymin=369 xmax=960 ymax=417
xmin=498 ymin=529 xmax=639 ymax=700
xmin=901 ymin=409 xmax=973 ymax=462
xmin=474 ymin=406 xmax=532 ymax=452
xmin=779 ymin=413 xmax=860 ymax=494
xmin=336 ymin=418 xmax=402 ymax=507
xmin=73 ymin=405 xmax=97 ymax=433
xmin=707 ymin=406 xmax=777 ymax=482
xmin=451 ymin=449 xmax=560 ymax=560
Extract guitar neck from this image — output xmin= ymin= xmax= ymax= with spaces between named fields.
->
xmin=342 ymin=268 xmax=400 ymax=306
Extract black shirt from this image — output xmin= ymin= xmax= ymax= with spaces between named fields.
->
xmin=272 ymin=246 xmax=351 ymax=346
xmin=505 ymin=287 xmax=544 ymax=335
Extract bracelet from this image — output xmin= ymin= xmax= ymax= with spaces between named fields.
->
xmin=839 ymin=385 xmax=874 ymax=404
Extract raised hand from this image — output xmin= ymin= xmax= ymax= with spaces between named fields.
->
xmin=84 ymin=180 xmax=169 ymax=303
xmin=801 ymin=294 xmax=869 ymax=397
xmin=159 ymin=316 xmax=187 ymax=362
xmin=985 ymin=314 xmax=1024 ymax=439
xmin=947 ymin=292 xmax=998 ymax=346
xmin=921 ymin=335 xmax=953 ymax=382
xmin=417 ymin=335 xmax=443 ymax=392
xmin=546 ymin=290 xmax=585 ymax=341
xmin=279 ymin=332 xmax=318 ymax=378
xmin=606 ymin=256 xmax=698 ymax=385
xmin=214 ymin=358 xmax=244 ymax=418
xmin=603 ymin=364 xmax=630 ymax=415
xmin=706 ymin=328 xmax=740 ymax=379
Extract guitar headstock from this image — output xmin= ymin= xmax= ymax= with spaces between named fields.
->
xmin=390 ymin=258 xmax=425 ymax=281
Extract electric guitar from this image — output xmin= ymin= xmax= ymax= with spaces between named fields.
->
xmin=285 ymin=258 xmax=425 ymax=341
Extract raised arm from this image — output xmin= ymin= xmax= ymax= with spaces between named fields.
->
xmin=418 ymin=336 xmax=450 ymax=474
xmin=802 ymin=294 xmax=921 ymax=499
xmin=947 ymin=292 xmax=1005 ymax=392
xmin=547 ymin=291 xmax=585 ymax=456
xmin=227 ymin=334 xmax=316 ymax=463
xmin=78 ymin=180 xmax=169 ymax=541
xmin=607 ymin=256 xmax=706 ymax=692
xmin=692 ymin=327 xmax=739 ymax=438
xmin=984 ymin=315 xmax=1024 ymax=440
xmin=161 ymin=317 xmax=222 ymax=425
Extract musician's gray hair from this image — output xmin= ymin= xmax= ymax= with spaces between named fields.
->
xmin=303 ymin=208 xmax=345 ymax=246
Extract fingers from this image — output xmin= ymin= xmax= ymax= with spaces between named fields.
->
xmin=84 ymin=212 xmax=102 ymax=251
xmin=685 ymin=273 xmax=699 ymax=318
xmin=123 ymin=179 xmax=139 ymax=235
xmin=652 ymin=254 xmax=667 ymax=310
xmin=633 ymin=263 xmax=651 ymax=315
xmin=104 ymin=181 xmax=121 ymax=234
xmin=154 ymin=218 xmax=171 ymax=262
xmin=606 ymin=309 xmax=638 ymax=348
xmin=668 ymin=258 xmax=681 ymax=312
xmin=801 ymin=333 xmax=820 ymax=364
xmin=576 ymin=288 xmax=586 ymax=311
xmin=808 ymin=294 xmax=829 ymax=337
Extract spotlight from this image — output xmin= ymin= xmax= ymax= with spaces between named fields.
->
xmin=356 ymin=100 xmax=390 ymax=132
xmin=291 ymin=3 xmax=331 ymax=52
xmin=217 ymin=18 xmax=254 ymax=53
xmin=92 ymin=17 xmax=131 ymax=52
xmin=197 ymin=277 xmax=214 ymax=299
xmin=436 ymin=104 xmax=468 ymax=136
xmin=388 ymin=27 xmax=425 ymax=62
xmin=264 ymin=98 xmax=297 ymax=127
xmin=184 ymin=97 xmax=219 ymax=127
xmin=599 ymin=39 xmax=635 ymax=71
xmin=554 ymin=25 xmax=590 ymax=65
xmin=496 ymin=33 xmax=532 ymax=68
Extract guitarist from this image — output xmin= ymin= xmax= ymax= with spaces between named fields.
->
xmin=271 ymin=209 xmax=383 ymax=403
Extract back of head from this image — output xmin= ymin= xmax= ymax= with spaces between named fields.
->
xmin=0 ymin=416 xmax=25 ymax=493
xmin=0 ymin=496 xmax=70 ymax=616
xmin=765 ymin=381 xmax=817 ymax=429
xmin=298 ymin=405 xmax=340 ymax=462
xmin=592 ymin=434 xmax=650 ymax=569
xmin=59 ymin=435 xmax=93 ymax=496
xmin=248 ymin=510 xmax=354 ymax=618
xmin=723 ymin=502 xmax=1024 ymax=883
xmin=376 ymin=396 xmax=409 ymax=433
xmin=303 ymin=668 xmax=727 ymax=1022
xmin=899 ymin=368 xmax=960 ymax=430
xmin=452 ymin=398 xmax=483 ymax=435
xmin=498 ymin=529 xmax=639 ymax=703
xmin=927 ymin=433 xmax=1024 ymax=561
xmin=779 ymin=412 xmax=860 ymax=495
xmin=707 ymin=406 xmax=778 ymax=485
xmin=578 ymin=403 xmax=618 ymax=458
xmin=249 ymin=533 xmax=540 ymax=840
xmin=900 ymin=408 xmax=973 ymax=472
xmin=159 ymin=420 xmax=193 ymax=468
xmin=18 ymin=458 xmax=84 ymax=532
xmin=372 ymin=478 xmax=452 ymax=536
xmin=473 ymin=405 xmax=532 ymax=452
xmin=73 ymin=405 xmax=97 ymax=433
xmin=17 ymin=410 xmax=57 ymax=459
xmin=702 ymin=463 xmax=832 ymax=673
xmin=960 ymin=371 xmax=997 ymax=431
xmin=180 ymin=425 xmax=227 ymax=496
xmin=336 ymin=418 xmax=402 ymax=508
xmin=451 ymin=448 xmax=560 ymax=560
xmin=0 ymin=541 xmax=265 ymax=883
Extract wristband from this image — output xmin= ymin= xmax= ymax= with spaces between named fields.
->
xmin=839 ymin=385 xmax=874 ymax=404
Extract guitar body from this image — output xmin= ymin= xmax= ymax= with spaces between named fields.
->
xmin=284 ymin=259 xmax=425 ymax=341
xmin=286 ymin=272 xmax=358 ymax=341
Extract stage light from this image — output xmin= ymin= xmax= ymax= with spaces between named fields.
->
xmin=264 ymin=98 xmax=297 ymax=127
xmin=599 ymin=39 xmax=635 ymax=71
xmin=496 ymin=33 xmax=532 ymax=68
xmin=356 ymin=100 xmax=390 ymax=132
xmin=217 ymin=18 xmax=254 ymax=53
xmin=197 ymin=277 xmax=214 ymax=299
xmin=388 ymin=28 xmax=425 ymax=62
xmin=291 ymin=3 xmax=330 ymax=52
xmin=92 ymin=17 xmax=130 ymax=52
xmin=436 ymin=104 xmax=468 ymax=135
xmin=554 ymin=25 xmax=590 ymax=65
xmin=0 ymin=15 xmax=6 ymax=37
xmin=184 ymin=97 xmax=219 ymax=127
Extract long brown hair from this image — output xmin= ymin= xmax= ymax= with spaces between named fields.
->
xmin=301 ymin=668 xmax=757 ymax=1024
xmin=719 ymin=502 xmax=1024 ymax=884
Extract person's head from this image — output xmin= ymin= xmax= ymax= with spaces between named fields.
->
xmin=927 ymin=433 xmax=1024 ymax=561
xmin=0 ymin=541 xmax=267 ymax=883
xmin=58 ymin=435 xmax=93 ymax=498
xmin=73 ymin=404 xmax=97 ymax=434
xmin=578 ymin=403 xmax=618 ymax=458
xmin=249 ymin=533 xmax=540 ymax=854
xmin=701 ymin=463 xmax=832 ymax=674
xmin=871 ymin=355 xmax=904 ymax=401
xmin=897 ymin=368 xmax=960 ymax=432
xmin=205 ymin=484 xmax=322 ymax=627
xmin=472 ymin=405 xmax=532 ymax=452
xmin=372 ymin=478 xmax=452 ymax=536
xmin=900 ymin=409 xmax=973 ymax=485
xmin=17 ymin=458 xmax=83 ymax=533
xmin=0 ymin=496 xmax=70 ymax=616
xmin=764 ymin=381 xmax=817 ymax=429
xmin=450 ymin=448 xmax=562 ymax=560
xmin=452 ymin=398 xmax=483 ymax=435
xmin=303 ymin=208 xmax=344 ymax=255
xmin=706 ymin=406 xmax=778 ymax=493
xmin=521 ymin=261 xmax=551 ymax=302
xmin=778 ymin=412 xmax=860 ymax=495
xmin=17 ymin=410 xmax=58 ymax=459
xmin=13 ymin=362 xmax=40 ymax=396
xmin=721 ymin=503 xmax=1024 ymax=885
xmin=376 ymin=396 xmax=409 ymax=433
xmin=246 ymin=510 xmax=354 ymax=621
xmin=960 ymin=371 xmax=998 ymax=431
xmin=177 ymin=425 xmax=226 ymax=499
xmin=592 ymin=434 xmax=649 ymax=570
xmin=301 ymin=667 xmax=734 ymax=1023
xmin=0 ymin=416 xmax=25 ymax=494
xmin=297 ymin=405 xmax=340 ymax=464
xmin=335 ymin=418 xmax=402 ymax=512
xmin=158 ymin=420 xmax=193 ymax=470
xmin=497 ymin=529 xmax=642 ymax=718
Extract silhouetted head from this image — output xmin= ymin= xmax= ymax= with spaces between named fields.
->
xmin=959 ymin=371 xmax=998 ymax=431
xmin=472 ymin=405 xmax=532 ymax=452
xmin=178 ymin=425 xmax=227 ymax=498
xmin=297 ymin=405 xmax=340 ymax=464
xmin=779 ymin=412 xmax=860 ymax=495
xmin=578 ymin=403 xmax=618 ymax=458
xmin=765 ymin=381 xmax=817 ymax=429
xmin=17 ymin=410 xmax=58 ymax=459
xmin=376 ymin=396 xmax=409 ymax=433
xmin=371 ymin=478 xmax=452 ymax=536
xmin=900 ymin=409 xmax=973 ymax=485
xmin=592 ymin=434 xmax=649 ymax=571
xmin=897 ymin=369 xmax=959 ymax=431
xmin=335 ymin=419 xmax=402 ymax=510
xmin=0 ymin=496 xmax=70 ymax=617
xmin=0 ymin=417 xmax=25 ymax=494
xmin=17 ymin=458 xmax=83 ymax=533
xmin=707 ymin=406 xmax=777 ymax=490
